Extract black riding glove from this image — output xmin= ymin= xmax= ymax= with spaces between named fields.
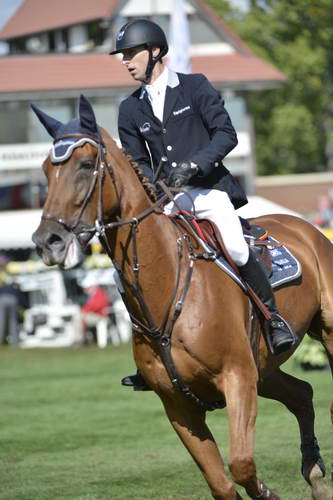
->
xmin=168 ymin=161 xmax=199 ymax=188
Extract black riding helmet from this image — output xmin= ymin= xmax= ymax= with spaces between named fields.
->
xmin=110 ymin=19 xmax=168 ymax=82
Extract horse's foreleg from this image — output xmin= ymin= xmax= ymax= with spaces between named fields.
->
xmin=258 ymin=369 xmax=332 ymax=500
xmin=222 ymin=369 xmax=276 ymax=499
xmin=160 ymin=394 xmax=243 ymax=499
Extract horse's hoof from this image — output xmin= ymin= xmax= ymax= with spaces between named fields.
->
xmin=253 ymin=481 xmax=280 ymax=499
xmin=302 ymin=458 xmax=326 ymax=485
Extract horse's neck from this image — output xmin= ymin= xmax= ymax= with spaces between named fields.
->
xmin=103 ymin=143 xmax=178 ymax=292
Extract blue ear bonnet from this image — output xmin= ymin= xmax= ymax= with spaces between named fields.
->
xmin=51 ymin=135 xmax=100 ymax=163
xmin=31 ymin=95 xmax=100 ymax=163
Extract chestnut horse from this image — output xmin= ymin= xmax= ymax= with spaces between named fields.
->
xmin=32 ymin=96 xmax=333 ymax=499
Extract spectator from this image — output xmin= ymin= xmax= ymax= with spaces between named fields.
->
xmin=79 ymin=276 xmax=111 ymax=344
xmin=0 ymin=276 xmax=27 ymax=345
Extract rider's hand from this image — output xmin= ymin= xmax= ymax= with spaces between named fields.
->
xmin=168 ymin=161 xmax=199 ymax=188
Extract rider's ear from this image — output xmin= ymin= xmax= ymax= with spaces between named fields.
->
xmin=79 ymin=95 xmax=99 ymax=136
xmin=30 ymin=104 xmax=62 ymax=138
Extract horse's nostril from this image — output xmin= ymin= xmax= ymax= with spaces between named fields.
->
xmin=47 ymin=233 xmax=64 ymax=247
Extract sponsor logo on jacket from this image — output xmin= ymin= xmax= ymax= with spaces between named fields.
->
xmin=139 ymin=122 xmax=151 ymax=133
xmin=173 ymin=105 xmax=191 ymax=116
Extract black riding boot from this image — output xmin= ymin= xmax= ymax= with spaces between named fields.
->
xmin=121 ymin=370 xmax=152 ymax=391
xmin=238 ymin=250 xmax=295 ymax=355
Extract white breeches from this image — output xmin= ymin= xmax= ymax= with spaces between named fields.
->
xmin=164 ymin=188 xmax=249 ymax=266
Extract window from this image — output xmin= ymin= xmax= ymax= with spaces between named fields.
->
xmin=0 ymin=101 xmax=28 ymax=144
xmin=188 ymin=14 xmax=221 ymax=44
xmin=223 ymin=95 xmax=247 ymax=132
xmin=82 ymin=96 xmax=122 ymax=139
xmin=87 ymin=22 xmax=104 ymax=48
xmin=28 ymin=100 xmax=73 ymax=142
xmin=0 ymin=100 xmax=74 ymax=145
xmin=8 ymin=37 xmax=26 ymax=54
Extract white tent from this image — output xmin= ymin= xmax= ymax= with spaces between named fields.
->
xmin=0 ymin=209 xmax=42 ymax=249
xmin=237 ymin=196 xmax=301 ymax=219
xmin=0 ymin=197 xmax=301 ymax=250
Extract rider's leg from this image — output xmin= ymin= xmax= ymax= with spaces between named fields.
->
xmin=165 ymin=188 xmax=295 ymax=355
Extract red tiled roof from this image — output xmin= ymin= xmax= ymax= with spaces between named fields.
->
xmin=0 ymin=53 xmax=285 ymax=94
xmin=0 ymin=0 xmax=121 ymax=40
xmin=193 ymin=53 xmax=286 ymax=84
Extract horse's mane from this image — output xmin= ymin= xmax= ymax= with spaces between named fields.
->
xmin=125 ymin=153 xmax=157 ymax=202
xmin=100 ymin=127 xmax=157 ymax=202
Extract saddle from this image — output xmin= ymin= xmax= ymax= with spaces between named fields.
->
xmin=169 ymin=211 xmax=301 ymax=320
xmin=180 ymin=214 xmax=273 ymax=276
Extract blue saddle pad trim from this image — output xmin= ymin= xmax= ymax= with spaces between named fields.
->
xmin=197 ymin=235 xmax=302 ymax=290
xmin=266 ymin=236 xmax=302 ymax=287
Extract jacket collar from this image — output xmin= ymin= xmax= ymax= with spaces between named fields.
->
xmin=162 ymin=70 xmax=181 ymax=124
xmin=138 ymin=69 xmax=181 ymax=125
xmin=138 ymin=68 xmax=179 ymax=99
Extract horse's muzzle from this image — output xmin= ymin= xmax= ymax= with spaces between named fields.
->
xmin=32 ymin=220 xmax=85 ymax=269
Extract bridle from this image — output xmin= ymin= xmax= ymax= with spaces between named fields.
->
xmin=41 ymin=132 xmax=224 ymax=411
xmin=42 ymin=132 xmax=171 ymax=238
xmin=41 ymin=133 xmax=107 ymax=237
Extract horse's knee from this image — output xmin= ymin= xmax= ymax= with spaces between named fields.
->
xmin=228 ymin=455 xmax=256 ymax=486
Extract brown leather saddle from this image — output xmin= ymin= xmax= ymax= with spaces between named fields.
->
xmin=179 ymin=214 xmax=273 ymax=277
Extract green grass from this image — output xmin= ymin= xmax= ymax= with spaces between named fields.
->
xmin=0 ymin=344 xmax=331 ymax=499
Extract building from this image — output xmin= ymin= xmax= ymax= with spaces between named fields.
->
xmin=0 ymin=0 xmax=286 ymax=227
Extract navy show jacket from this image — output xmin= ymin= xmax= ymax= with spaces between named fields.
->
xmin=118 ymin=70 xmax=247 ymax=209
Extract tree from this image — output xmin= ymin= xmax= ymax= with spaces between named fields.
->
xmin=206 ymin=0 xmax=333 ymax=175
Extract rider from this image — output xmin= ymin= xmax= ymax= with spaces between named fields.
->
xmin=110 ymin=19 xmax=295 ymax=389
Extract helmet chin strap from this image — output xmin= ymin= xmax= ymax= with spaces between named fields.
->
xmin=143 ymin=47 xmax=160 ymax=84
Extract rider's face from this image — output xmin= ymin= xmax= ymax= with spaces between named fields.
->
xmin=121 ymin=46 xmax=149 ymax=82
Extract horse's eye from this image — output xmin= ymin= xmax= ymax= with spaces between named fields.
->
xmin=80 ymin=161 xmax=94 ymax=170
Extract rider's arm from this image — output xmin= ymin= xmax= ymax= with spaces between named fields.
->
xmin=118 ymin=100 xmax=153 ymax=181
xmin=190 ymin=75 xmax=238 ymax=178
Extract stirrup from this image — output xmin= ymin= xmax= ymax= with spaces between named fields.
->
xmin=265 ymin=313 xmax=297 ymax=356
xmin=121 ymin=372 xmax=152 ymax=391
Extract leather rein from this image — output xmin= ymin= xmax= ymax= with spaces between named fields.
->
xmin=44 ymin=133 xmax=224 ymax=412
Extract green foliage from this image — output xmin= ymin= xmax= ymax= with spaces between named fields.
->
xmin=0 ymin=346 xmax=332 ymax=498
xmin=292 ymin=335 xmax=327 ymax=367
xmin=206 ymin=0 xmax=333 ymax=174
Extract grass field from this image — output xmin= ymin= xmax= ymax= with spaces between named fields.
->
xmin=0 ymin=343 xmax=331 ymax=500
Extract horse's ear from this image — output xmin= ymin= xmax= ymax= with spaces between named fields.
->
xmin=30 ymin=104 xmax=62 ymax=138
xmin=79 ymin=95 xmax=98 ymax=135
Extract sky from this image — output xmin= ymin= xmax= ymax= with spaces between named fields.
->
xmin=0 ymin=0 xmax=22 ymax=53
xmin=0 ymin=0 xmax=22 ymax=29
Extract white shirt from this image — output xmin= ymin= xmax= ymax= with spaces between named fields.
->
xmin=144 ymin=67 xmax=169 ymax=122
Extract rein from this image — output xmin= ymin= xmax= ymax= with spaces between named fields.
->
xmin=44 ymin=133 xmax=224 ymax=412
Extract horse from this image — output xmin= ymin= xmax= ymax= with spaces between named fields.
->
xmin=31 ymin=95 xmax=333 ymax=499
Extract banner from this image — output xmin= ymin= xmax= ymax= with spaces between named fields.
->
xmin=168 ymin=0 xmax=191 ymax=74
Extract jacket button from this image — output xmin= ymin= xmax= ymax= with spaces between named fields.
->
xmin=167 ymin=145 xmax=173 ymax=151
xmin=162 ymin=128 xmax=167 ymax=134
xmin=171 ymin=162 xmax=177 ymax=167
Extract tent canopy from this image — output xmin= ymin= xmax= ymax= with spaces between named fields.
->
xmin=0 ymin=197 xmax=301 ymax=250
xmin=0 ymin=209 xmax=41 ymax=249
